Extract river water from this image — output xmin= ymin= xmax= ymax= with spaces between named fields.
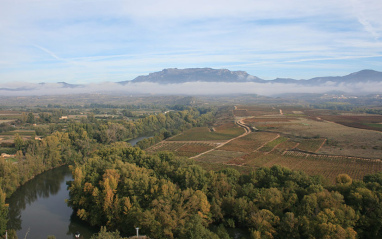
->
xmin=6 ymin=166 xmax=98 ymax=239
xmin=127 ymin=135 xmax=152 ymax=146
xmin=6 ymin=135 xmax=247 ymax=239
xmin=6 ymin=136 xmax=150 ymax=239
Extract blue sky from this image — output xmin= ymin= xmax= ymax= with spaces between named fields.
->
xmin=1 ymin=0 xmax=381 ymax=84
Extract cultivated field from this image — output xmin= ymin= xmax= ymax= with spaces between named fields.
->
xmin=149 ymin=105 xmax=382 ymax=183
xmin=168 ymin=122 xmax=244 ymax=141
xmin=147 ymin=141 xmax=217 ymax=157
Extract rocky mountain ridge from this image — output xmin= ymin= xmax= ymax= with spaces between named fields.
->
xmin=117 ymin=68 xmax=382 ymax=85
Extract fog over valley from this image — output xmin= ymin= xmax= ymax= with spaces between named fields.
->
xmin=1 ymin=68 xmax=381 ymax=96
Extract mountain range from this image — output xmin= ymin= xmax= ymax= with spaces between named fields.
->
xmin=117 ymin=68 xmax=382 ymax=85
xmin=0 ymin=68 xmax=381 ymax=96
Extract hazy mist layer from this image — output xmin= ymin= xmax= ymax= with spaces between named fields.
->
xmin=0 ymin=81 xmax=380 ymax=96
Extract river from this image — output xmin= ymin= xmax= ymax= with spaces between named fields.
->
xmin=126 ymin=135 xmax=152 ymax=146
xmin=6 ymin=166 xmax=98 ymax=239
xmin=6 ymin=135 xmax=247 ymax=239
xmin=6 ymin=136 xmax=150 ymax=239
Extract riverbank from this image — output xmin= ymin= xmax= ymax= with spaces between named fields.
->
xmin=7 ymin=166 xmax=98 ymax=239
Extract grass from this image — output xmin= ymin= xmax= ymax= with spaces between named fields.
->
xmin=169 ymin=123 xmax=244 ymax=141
xmin=0 ymin=147 xmax=17 ymax=154
xmin=244 ymin=117 xmax=296 ymax=123
xmin=220 ymin=132 xmax=278 ymax=153
xmin=249 ymin=152 xmax=382 ymax=183
xmin=175 ymin=143 xmax=214 ymax=157
xmin=0 ymin=120 xmax=15 ymax=123
xmin=195 ymin=161 xmax=252 ymax=174
xmin=0 ymin=115 xmax=22 ymax=120
xmin=147 ymin=142 xmax=186 ymax=153
xmin=5 ymin=157 xmax=17 ymax=163
xmin=319 ymin=115 xmax=382 ymax=132
xmin=147 ymin=142 xmax=216 ymax=157
xmin=259 ymin=137 xmax=288 ymax=152
xmin=0 ymin=130 xmax=35 ymax=136
xmin=296 ymin=138 xmax=326 ymax=153
xmin=148 ymin=106 xmax=382 ymax=183
xmin=364 ymin=123 xmax=382 ymax=129
xmin=196 ymin=150 xmax=246 ymax=164
xmin=274 ymin=140 xmax=299 ymax=151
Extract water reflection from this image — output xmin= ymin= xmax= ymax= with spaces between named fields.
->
xmin=128 ymin=135 xmax=152 ymax=146
xmin=67 ymin=211 xmax=98 ymax=238
xmin=6 ymin=166 xmax=97 ymax=239
xmin=7 ymin=167 xmax=66 ymax=231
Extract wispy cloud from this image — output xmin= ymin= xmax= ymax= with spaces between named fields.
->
xmin=283 ymin=54 xmax=382 ymax=63
xmin=1 ymin=81 xmax=381 ymax=97
xmin=0 ymin=0 xmax=381 ymax=84
xmin=33 ymin=45 xmax=64 ymax=61
xmin=351 ymin=0 xmax=382 ymax=40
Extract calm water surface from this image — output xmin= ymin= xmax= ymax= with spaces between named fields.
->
xmin=7 ymin=166 xmax=98 ymax=239
xmin=127 ymin=135 xmax=152 ymax=146
xmin=6 ymin=136 xmax=149 ymax=239
xmin=6 ymin=136 xmax=246 ymax=239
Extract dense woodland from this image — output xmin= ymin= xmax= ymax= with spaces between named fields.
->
xmin=1 ymin=106 xmax=382 ymax=238
xmin=67 ymin=144 xmax=382 ymax=239
xmin=0 ymin=107 xmax=215 ymax=237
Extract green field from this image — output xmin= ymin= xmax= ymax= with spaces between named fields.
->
xmin=165 ymin=105 xmax=382 ymax=183
xmin=168 ymin=124 xmax=244 ymax=141
xmin=0 ymin=120 xmax=15 ymax=123
xmin=196 ymin=150 xmax=246 ymax=164
xmin=365 ymin=123 xmax=382 ymax=129
xmin=0 ymin=130 xmax=35 ymax=136
xmin=258 ymin=136 xmax=288 ymax=152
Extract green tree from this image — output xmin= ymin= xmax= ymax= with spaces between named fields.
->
xmin=0 ymin=187 xmax=8 ymax=235
xmin=336 ymin=174 xmax=352 ymax=186
xmin=14 ymin=134 xmax=24 ymax=151
xmin=26 ymin=112 xmax=35 ymax=124
xmin=90 ymin=227 xmax=128 ymax=239
xmin=180 ymin=215 xmax=219 ymax=239
xmin=247 ymin=209 xmax=279 ymax=238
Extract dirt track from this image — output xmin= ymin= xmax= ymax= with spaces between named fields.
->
xmin=190 ymin=119 xmax=251 ymax=159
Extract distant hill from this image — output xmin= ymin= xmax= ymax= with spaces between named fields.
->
xmin=119 ymin=68 xmax=264 ymax=84
xmin=119 ymin=68 xmax=382 ymax=85
xmin=0 ymin=68 xmax=381 ymax=96
xmin=301 ymin=69 xmax=382 ymax=85
xmin=57 ymin=82 xmax=84 ymax=88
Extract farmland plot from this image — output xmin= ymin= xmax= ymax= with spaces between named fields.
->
xmin=169 ymin=122 xmax=244 ymax=141
xmin=320 ymin=115 xmax=382 ymax=132
xmin=295 ymin=138 xmax=326 ymax=153
xmin=147 ymin=141 xmax=217 ymax=157
xmin=148 ymin=106 xmax=382 ymax=183
xmin=220 ymin=132 xmax=278 ymax=153
xmin=246 ymin=152 xmax=382 ymax=183
xmin=270 ymin=117 xmax=382 ymax=159
xmin=147 ymin=142 xmax=186 ymax=152
xmin=196 ymin=150 xmax=246 ymax=164
xmin=175 ymin=143 xmax=215 ymax=157
xmin=258 ymin=136 xmax=288 ymax=153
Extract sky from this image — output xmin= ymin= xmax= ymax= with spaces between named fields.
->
xmin=1 ymin=0 xmax=382 ymax=84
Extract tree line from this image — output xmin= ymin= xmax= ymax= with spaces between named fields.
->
xmin=67 ymin=142 xmax=382 ymax=239
xmin=2 ymin=105 xmax=382 ymax=238
xmin=0 ymin=107 xmax=216 ymax=237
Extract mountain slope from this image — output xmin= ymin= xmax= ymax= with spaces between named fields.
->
xmin=119 ymin=68 xmax=382 ymax=85
xmin=119 ymin=68 xmax=264 ymax=84
xmin=305 ymin=69 xmax=382 ymax=85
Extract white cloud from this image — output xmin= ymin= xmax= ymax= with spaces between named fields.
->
xmin=0 ymin=0 xmax=381 ymax=84
xmin=0 ymin=81 xmax=381 ymax=97
xmin=351 ymin=0 xmax=382 ymax=39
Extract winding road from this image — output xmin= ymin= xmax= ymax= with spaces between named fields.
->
xmin=191 ymin=118 xmax=252 ymax=159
